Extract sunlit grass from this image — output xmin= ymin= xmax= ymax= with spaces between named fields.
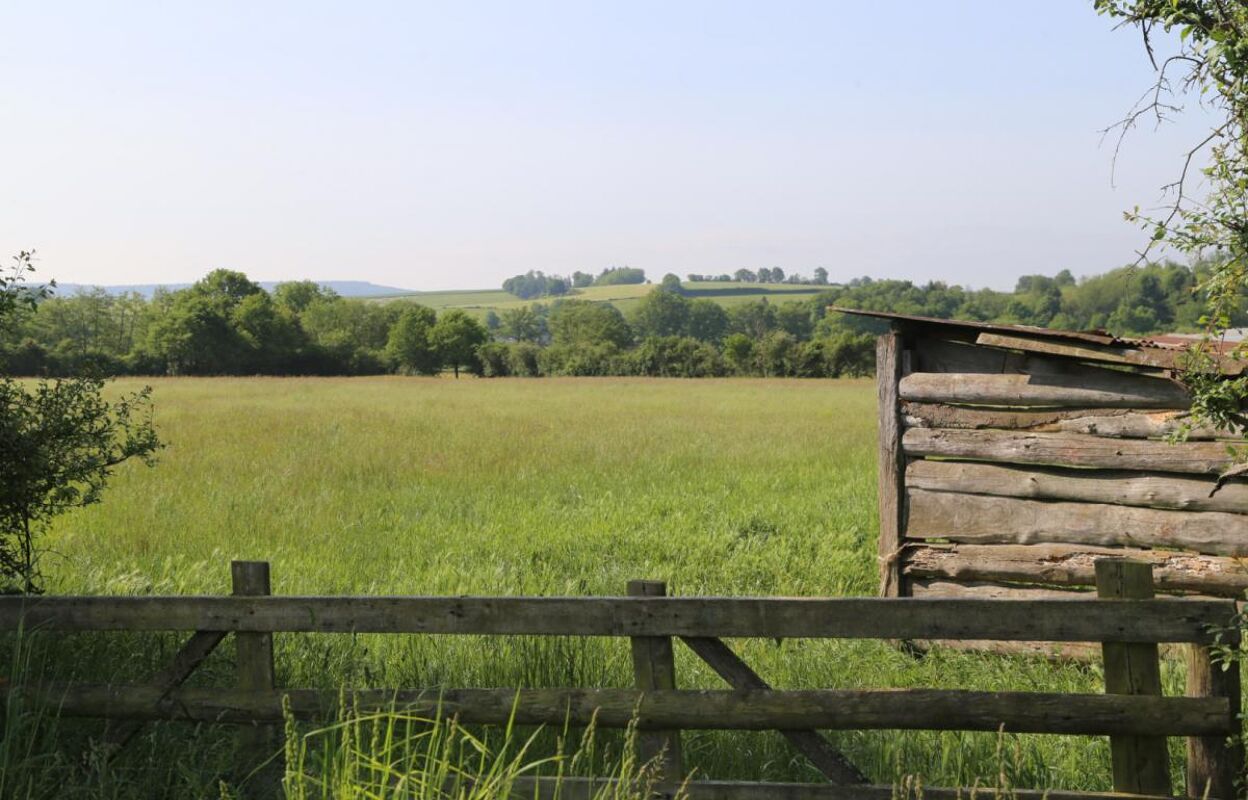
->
xmin=6 ymin=377 xmax=1182 ymax=796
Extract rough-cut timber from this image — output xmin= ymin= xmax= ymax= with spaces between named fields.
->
xmin=905 ymin=460 xmax=1248 ymax=514
xmin=905 ymin=489 xmax=1248 ymax=556
xmin=1095 ymin=561 xmax=1170 ymax=795
xmin=902 ymin=428 xmax=1231 ymax=474
xmin=903 ymin=543 xmax=1248 ymax=597
xmin=628 ymin=580 xmax=683 ymax=780
xmin=876 ymin=332 xmax=906 ymax=596
xmin=1187 ymin=638 xmax=1244 ymax=799
xmin=0 ymin=595 xmax=1232 ymax=643
xmin=23 ymin=684 xmax=1232 ymax=736
xmin=898 ymin=371 xmax=1190 ymax=409
xmin=231 ymin=561 xmax=278 ymax=791
xmin=901 ymin=402 xmax=1233 ymax=441
xmin=909 ymin=580 xmax=1093 ymax=601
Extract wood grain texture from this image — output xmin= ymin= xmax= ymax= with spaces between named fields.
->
xmin=902 ymin=542 xmax=1248 ymax=597
xmin=231 ymin=561 xmax=277 ymax=786
xmin=903 ymin=428 xmax=1231 ymax=474
xmin=905 ymin=460 xmax=1248 ymax=514
xmin=0 ymin=594 xmax=1232 ymax=643
xmin=901 ymin=402 xmax=1234 ymax=441
xmin=1095 ymin=561 xmax=1169 ymax=796
xmin=21 ymin=684 xmax=1232 ymax=736
xmin=876 ymin=332 xmax=906 ymax=597
xmin=905 ymin=488 xmax=1248 ymax=556
xmin=898 ymin=371 xmax=1189 ymax=409
xmin=1186 ymin=640 xmax=1244 ymax=799
xmin=628 ymin=581 xmax=683 ymax=780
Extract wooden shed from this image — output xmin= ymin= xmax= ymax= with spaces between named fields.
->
xmin=840 ymin=308 xmax=1248 ymax=604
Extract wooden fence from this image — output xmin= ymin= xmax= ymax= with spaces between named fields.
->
xmin=1 ymin=559 xmax=1243 ymax=799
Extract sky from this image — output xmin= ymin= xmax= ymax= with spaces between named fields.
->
xmin=0 ymin=1 xmax=1223 ymax=291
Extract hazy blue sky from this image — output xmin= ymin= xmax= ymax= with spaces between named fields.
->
xmin=0 ymin=1 xmax=1219 ymax=290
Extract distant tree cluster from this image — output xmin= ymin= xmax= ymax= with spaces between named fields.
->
xmin=685 ymin=268 xmax=830 ymax=285
xmin=501 ymin=266 xmax=647 ymax=299
xmin=2 ymin=259 xmax=1231 ymax=381
xmin=501 ymin=271 xmax=569 ymax=300
xmin=0 ymin=269 xmax=491 ymax=379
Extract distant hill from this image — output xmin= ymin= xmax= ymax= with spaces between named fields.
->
xmin=378 ymin=281 xmax=828 ymax=318
xmin=51 ymin=280 xmax=414 ymax=298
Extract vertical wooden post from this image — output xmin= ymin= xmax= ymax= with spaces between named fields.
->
xmin=876 ymin=330 xmax=905 ymax=597
xmin=232 ymin=561 xmax=278 ymax=786
xmin=1187 ymin=630 xmax=1243 ymax=799
xmin=1095 ymin=559 xmax=1170 ymax=795
xmin=628 ymin=580 xmax=683 ymax=782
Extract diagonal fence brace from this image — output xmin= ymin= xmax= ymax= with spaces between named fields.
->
xmin=680 ymin=635 xmax=867 ymax=785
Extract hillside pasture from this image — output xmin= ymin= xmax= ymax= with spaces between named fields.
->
xmin=13 ymin=377 xmax=1170 ymax=797
xmin=375 ymin=281 xmax=828 ymax=318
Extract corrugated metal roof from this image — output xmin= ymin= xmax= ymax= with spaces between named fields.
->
xmin=828 ymin=307 xmax=1146 ymax=347
xmin=829 ymin=306 xmax=1245 ymax=375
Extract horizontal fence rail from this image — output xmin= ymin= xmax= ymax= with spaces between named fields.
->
xmin=0 ymin=595 xmax=1233 ymax=643
xmin=28 ymin=684 xmax=1232 ymax=736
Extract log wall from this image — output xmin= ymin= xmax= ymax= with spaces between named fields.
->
xmin=876 ymin=328 xmax=1248 ymax=602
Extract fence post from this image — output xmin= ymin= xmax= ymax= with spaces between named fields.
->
xmin=231 ymin=561 xmax=278 ymax=789
xmin=1187 ymin=627 xmax=1243 ymax=799
xmin=1094 ymin=559 xmax=1170 ymax=796
xmin=628 ymin=580 xmax=683 ymax=783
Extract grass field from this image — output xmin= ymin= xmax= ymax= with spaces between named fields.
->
xmin=373 ymin=282 xmax=826 ymax=318
xmin=10 ymin=377 xmax=1187 ymax=797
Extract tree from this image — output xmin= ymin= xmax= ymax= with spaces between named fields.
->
xmin=571 ymin=271 xmax=594 ymax=288
xmin=1095 ymin=1 xmax=1248 ymax=432
xmin=484 ymin=309 xmax=501 ymax=332
xmin=770 ymin=267 xmax=786 ymax=283
xmin=631 ymin=290 xmax=690 ymax=338
xmin=429 ymin=309 xmax=488 ymax=378
xmin=733 ymin=268 xmax=756 ymax=283
xmin=499 ymin=306 xmax=547 ymax=343
xmin=813 ymin=267 xmax=829 ymax=285
xmin=548 ymin=300 xmax=632 ymax=349
xmin=659 ymin=273 xmax=684 ymax=294
xmin=686 ymin=299 xmax=729 ymax=343
xmin=385 ymin=305 xmax=439 ymax=374
xmin=1 ymin=253 xmax=160 ymax=593
xmin=757 ymin=267 xmax=773 ymax=284
xmin=273 ymin=280 xmax=337 ymax=314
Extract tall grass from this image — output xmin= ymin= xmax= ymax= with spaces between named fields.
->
xmin=1 ymin=377 xmax=1195 ymax=795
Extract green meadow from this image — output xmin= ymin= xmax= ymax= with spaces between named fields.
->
xmin=12 ymin=377 xmax=1186 ymax=797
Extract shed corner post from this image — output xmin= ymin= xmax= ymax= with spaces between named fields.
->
xmin=876 ymin=327 xmax=907 ymax=598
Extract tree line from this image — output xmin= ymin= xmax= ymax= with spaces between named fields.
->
xmin=1 ymin=258 xmax=1233 ymax=379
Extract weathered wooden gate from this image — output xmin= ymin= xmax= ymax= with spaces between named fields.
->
xmin=847 ymin=308 xmax=1248 ymax=602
